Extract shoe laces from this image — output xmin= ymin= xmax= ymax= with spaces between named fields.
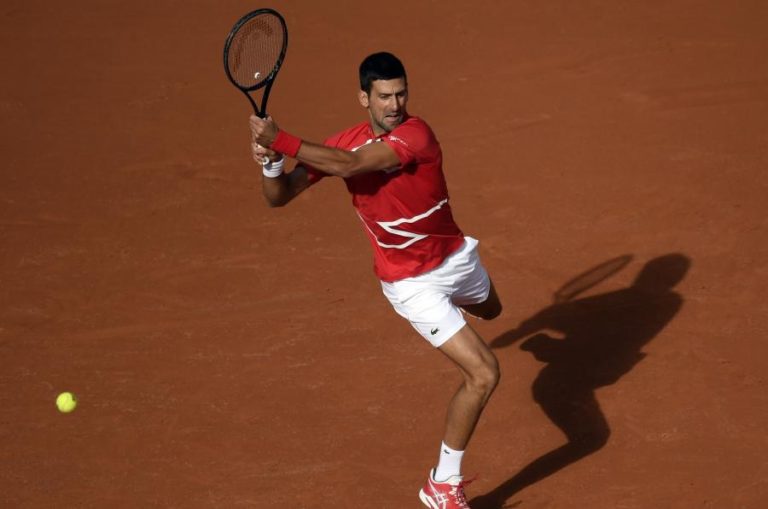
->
xmin=449 ymin=477 xmax=474 ymax=508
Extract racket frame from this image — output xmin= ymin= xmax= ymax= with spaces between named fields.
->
xmin=223 ymin=8 xmax=288 ymax=119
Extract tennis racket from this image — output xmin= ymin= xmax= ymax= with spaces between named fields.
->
xmin=553 ymin=254 xmax=633 ymax=303
xmin=223 ymin=8 xmax=288 ymax=119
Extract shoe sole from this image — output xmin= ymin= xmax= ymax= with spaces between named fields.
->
xmin=419 ymin=489 xmax=439 ymax=508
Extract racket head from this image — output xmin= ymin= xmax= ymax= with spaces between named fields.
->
xmin=553 ymin=254 xmax=634 ymax=303
xmin=223 ymin=9 xmax=288 ymax=115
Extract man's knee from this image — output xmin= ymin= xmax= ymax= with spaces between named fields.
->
xmin=466 ymin=355 xmax=500 ymax=396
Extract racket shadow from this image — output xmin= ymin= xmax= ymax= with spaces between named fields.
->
xmin=473 ymin=253 xmax=691 ymax=508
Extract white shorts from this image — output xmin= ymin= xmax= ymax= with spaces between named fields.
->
xmin=380 ymin=237 xmax=491 ymax=347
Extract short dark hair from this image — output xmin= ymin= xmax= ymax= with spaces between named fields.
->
xmin=359 ymin=52 xmax=407 ymax=93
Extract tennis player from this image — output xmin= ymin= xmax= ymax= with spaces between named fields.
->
xmin=249 ymin=52 xmax=502 ymax=509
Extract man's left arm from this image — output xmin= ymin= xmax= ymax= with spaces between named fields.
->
xmin=250 ymin=115 xmax=401 ymax=178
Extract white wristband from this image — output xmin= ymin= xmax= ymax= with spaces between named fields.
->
xmin=262 ymin=157 xmax=285 ymax=178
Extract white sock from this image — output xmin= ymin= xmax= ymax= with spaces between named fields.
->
xmin=434 ymin=441 xmax=465 ymax=481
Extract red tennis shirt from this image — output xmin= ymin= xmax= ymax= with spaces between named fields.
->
xmin=306 ymin=115 xmax=465 ymax=282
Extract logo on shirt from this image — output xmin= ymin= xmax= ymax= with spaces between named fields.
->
xmin=431 ymin=328 xmax=440 ymax=336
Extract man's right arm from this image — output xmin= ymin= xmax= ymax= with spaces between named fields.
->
xmin=253 ymin=140 xmax=314 ymax=207
xmin=262 ymin=165 xmax=311 ymax=207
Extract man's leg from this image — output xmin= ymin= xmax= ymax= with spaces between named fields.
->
xmin=419 ymin=324 xmax=499 ymax=507
xmin=438 ymin=323 xmax=500 ymax=451
xmin=460 ymin=279 xmax=502 ymax=321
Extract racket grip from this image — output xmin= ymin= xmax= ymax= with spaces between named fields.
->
xmin=253 ymin=142 xmax=271 ymax=165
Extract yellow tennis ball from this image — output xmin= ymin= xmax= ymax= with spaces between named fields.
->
xmin=56 ymin=392 xmax=77 ymax=413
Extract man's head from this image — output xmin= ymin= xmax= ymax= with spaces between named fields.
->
xmin=358 ymin=52 xmax=409 ymax=134
xmin=359 ymin=52 xmax=407 ymax=93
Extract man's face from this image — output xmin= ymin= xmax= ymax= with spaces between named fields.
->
xmin=359 ymin=78 xmax=408 ymax=135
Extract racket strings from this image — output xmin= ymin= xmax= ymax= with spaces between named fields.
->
xmin=227 ymin=14 xmax=285 ymax=90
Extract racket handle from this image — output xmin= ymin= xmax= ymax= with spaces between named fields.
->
xmin=254 ymin=143 xmax=270 ymax=165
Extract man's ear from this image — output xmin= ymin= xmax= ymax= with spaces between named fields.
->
xmin=358 ymin=90 xmax=370 ymax=108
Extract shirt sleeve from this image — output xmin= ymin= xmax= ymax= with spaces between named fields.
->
xmin=381 ymin=118 xmax=438 ymax=167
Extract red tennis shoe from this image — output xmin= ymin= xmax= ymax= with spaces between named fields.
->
xmin=418 ymin=469 xmax=473 ymax=509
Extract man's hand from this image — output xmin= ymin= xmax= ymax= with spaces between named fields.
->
xmin=251 ymin=142 xmax=283 ymax=165
xmin=249 ymin=114 xmax=279 ymax=148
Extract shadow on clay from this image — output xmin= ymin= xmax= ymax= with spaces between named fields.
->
xmin=471 ymin=253 xmax=691 ymax=509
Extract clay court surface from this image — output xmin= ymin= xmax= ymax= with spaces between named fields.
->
xmin=2 ymin=1 xmax=767 ymax=507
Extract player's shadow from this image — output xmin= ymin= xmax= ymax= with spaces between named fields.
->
xmin=470 ymin=253 xmax=691 ymax=509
